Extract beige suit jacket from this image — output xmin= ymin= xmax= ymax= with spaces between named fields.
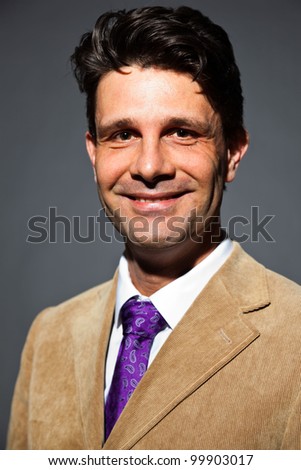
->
xmin=7 ymin=243 xmax=301 ymax=449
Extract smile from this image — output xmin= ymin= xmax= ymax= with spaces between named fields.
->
xmin=126 ymin=192 xmax=186 ymax=202
xmin=132 ymin=196 xmax=178 ymax=202
xmin=120 ymin=191 xmax=189 ymax=214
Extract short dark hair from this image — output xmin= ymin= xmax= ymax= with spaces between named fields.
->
xmin=71 ymin=6 xmax=246 ymax=146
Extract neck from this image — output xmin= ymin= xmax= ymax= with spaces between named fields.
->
xmin=125 ymin=231 xmax=224 ymax=297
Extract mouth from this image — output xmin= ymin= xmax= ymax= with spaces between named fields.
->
xmin=125 ymin=192 xmax=187 ymax=202
xmin=119 ymin=191 xmax=190 ymax=214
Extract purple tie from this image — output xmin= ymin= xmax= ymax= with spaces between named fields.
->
xmin=105 ymin=295 xmax=168 ymax=440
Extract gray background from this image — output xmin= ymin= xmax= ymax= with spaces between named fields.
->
xmin=1 ymin=0 xmax=300 ymax=449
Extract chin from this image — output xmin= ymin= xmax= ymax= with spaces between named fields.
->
xmin=124 ymin=230 xmax=189 ymax=250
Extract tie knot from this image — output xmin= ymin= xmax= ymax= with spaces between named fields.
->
xmin=120 ymin=295 xmax=167 ymax=339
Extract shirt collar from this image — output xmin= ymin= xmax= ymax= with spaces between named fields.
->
xmin=115 ymin=238 xmax=233 ymax=330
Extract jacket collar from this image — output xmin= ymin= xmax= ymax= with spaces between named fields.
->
xmin=218 ymin=241 xmax=270 ymax=313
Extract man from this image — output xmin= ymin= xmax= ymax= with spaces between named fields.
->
xmin=7 ymin=6 xmax=301 ymax=450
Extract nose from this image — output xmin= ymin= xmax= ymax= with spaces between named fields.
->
xmin=130 ymin=137 xmax=176 ymax=183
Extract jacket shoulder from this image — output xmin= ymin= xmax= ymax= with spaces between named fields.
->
xmin=30 ymin=276 xmax=116 ymax=338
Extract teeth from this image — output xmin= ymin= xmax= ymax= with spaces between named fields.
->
xmin=136 ymin=198 xmax=169 ymax=202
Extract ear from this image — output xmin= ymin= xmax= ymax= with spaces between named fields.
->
xmin=85 ymin=131 xmax=97 ymax=182
xmin=225 ymin=131 xmax=249 ymax=183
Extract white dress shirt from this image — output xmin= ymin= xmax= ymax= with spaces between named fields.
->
xmin=104 ymin=238 xmax=233 ymax=399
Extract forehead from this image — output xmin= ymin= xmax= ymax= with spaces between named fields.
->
xmin=95 ymin=66 xmax=216 ymax=125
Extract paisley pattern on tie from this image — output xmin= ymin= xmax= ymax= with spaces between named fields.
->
xmin=105 ymin=295 xmax=168 ymax=440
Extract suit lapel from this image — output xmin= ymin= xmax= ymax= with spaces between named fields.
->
xmin=71 ymin=274 xmax=117 ymax=449
xmin=104 ymin=243 xmax=270 ymax=450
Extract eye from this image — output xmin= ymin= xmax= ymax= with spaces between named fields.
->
xmin=114 ymin=131 xmax=134 ymax=141
xmin=174 ymin=129 xmax=194 ymax=138
xmin=166 ymin=128 xmax=199 ymax=143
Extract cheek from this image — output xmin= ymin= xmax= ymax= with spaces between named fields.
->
xmin=94 ymin=154 xmax=125 ymax=190
xmin=183 ymin=153 xmax=222 ymax=186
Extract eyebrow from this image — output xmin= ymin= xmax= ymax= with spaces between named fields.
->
xmin=162 ymin=117 xmax=216 ymax=137
xmin=96 ymin=119 xmax=136 ymax=139
xmin=96 ymin=116 xmax=217 ymax=140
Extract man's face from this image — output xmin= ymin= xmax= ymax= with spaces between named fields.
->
xmin=86 ymin=66 xmax=246 ymax=250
